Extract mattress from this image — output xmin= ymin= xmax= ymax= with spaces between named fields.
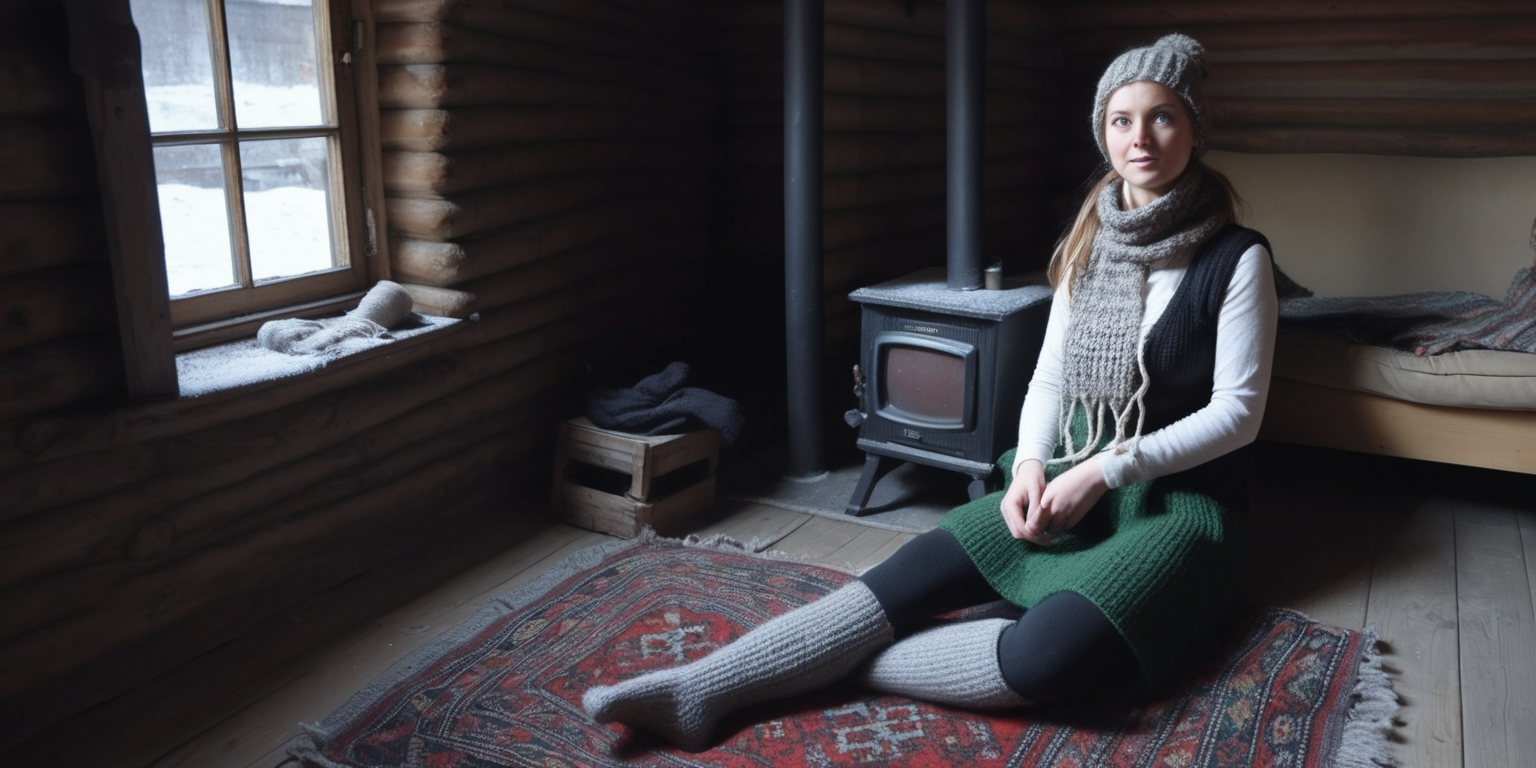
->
xmin=1272 ymin=327 xmax=1536 ymax=410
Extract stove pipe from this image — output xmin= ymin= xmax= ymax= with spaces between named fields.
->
xmin=947 ymin=0 xmax=986 ymax=291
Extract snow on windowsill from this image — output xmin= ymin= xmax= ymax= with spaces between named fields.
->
xmin=175 ymin=312 xmax=463 ymax=398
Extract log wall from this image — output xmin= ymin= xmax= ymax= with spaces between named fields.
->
xmin=708 ymin=0 xmax=1061 ymax=445
xmin=1041 ymin=0 xmax=1536 ymax=215
xmin=0 ymin=0 xmax=714 ymax=752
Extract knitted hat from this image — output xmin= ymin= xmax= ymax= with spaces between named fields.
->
xmin=1091 ymin=33 xmax=1210 ymax=162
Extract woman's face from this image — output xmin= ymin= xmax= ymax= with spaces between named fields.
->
xmin=1103 ymin=81 xmax=1196 ymax=208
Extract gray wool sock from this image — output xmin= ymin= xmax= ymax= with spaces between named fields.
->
xmin=581 ymin=580 xmax=893 ymax=751
xmin=855 ymin=618 xmax=1029 ymax=709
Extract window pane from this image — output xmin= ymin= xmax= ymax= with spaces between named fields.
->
xmin=131 ymin=0 xmax=221 ymax=132
xmin=241 ymin=137 xmax=337 ymax=282
xmin=227 ymin=0 xmax=325 ymax=128
xmin=154 ymin=144 xmax=237 ymax=296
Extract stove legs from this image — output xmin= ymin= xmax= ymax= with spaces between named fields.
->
xmin=845 ymin=453 xmax=900 ymax=516
xmin=966 ymin=473 xmax=993 ymax=501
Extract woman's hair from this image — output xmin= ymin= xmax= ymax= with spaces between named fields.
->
xmin=1046 ymin=162 xmax=1246 ymax=293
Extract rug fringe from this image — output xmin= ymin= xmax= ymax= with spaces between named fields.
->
xmin=1331 ymin=627 xmax=1399 ymax=768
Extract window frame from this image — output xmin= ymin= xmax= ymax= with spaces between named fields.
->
xmin=66 ymin=0 xmax=389 ymax=398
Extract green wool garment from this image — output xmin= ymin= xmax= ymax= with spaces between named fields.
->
xmin=939 ymin=444 xmax=1248 ymax=692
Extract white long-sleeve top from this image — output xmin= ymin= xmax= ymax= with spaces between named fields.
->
xmin=1013 ymin=243 xmax=1278 ymax=488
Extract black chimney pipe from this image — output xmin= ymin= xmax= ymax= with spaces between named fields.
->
xmin=947 ymin=0 xmax=985 ymax=291
xmin=783 ymin=0 xmax=826 ymax=479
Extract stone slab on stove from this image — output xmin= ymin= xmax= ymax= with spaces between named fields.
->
xmin=848 ymin=267 xmax=1053 ymax=321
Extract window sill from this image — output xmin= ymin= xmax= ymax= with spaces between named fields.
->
xmin=173 ymin=311 xmax=472 ymax=399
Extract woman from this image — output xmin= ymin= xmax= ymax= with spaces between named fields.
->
xmin=583 ymin=33 xmax=1277 ymax=751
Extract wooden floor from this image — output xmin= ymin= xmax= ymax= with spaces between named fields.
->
xmin=23 ymin=444 xmax=1536 ymax=767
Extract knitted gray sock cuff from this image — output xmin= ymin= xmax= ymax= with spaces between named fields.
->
xmin=856 ymin=618 xmax=1028 ymax=709
xmin=582 ymin=580 xmax=893 ymax=751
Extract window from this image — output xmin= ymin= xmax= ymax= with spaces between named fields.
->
xmin=128 ymin=0 xmax=376 ymax=344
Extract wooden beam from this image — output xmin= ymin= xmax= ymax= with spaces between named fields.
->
xmin=62 ymin=0 xmax=176 ymax=399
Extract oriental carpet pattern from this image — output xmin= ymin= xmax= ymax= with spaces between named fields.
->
xmin=289 ymin=534 xmax=1394 ymax=768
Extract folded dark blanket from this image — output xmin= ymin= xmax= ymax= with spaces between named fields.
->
xmin=586 ymin=362 xmax=745 ymax=447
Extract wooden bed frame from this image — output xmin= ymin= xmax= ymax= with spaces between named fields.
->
xmin=1259 ymin=377 xmax=1536 ymax=475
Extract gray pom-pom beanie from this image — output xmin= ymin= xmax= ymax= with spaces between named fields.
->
xmin=1090 ymin=33 xmax=1210 ymax=162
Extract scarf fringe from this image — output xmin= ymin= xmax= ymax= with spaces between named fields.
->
xmin=1050 ymin=333 xmax=1153 ymax=467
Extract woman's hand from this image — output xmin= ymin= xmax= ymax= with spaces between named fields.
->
xmin=1000 ymin=459 xmax=1046 ymax=540
xmin=1021 ymin=455 xmax=1109 ymax=546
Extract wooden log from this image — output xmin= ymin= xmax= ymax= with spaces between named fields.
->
xmin=0 ymin=40 xmax=79 ymax=116
xmin=0 ymin=423 xmax=538 ymax=706
xmin=379 ymin=63 xmax=664 ymax=109
xmin=0 ymin=256 xmax=682 ymax=470
xmin=382 ymin=139 xmax=707 ymax=197
xmin=0 ymin=201 xmax=106 ymax=280
xmin=0 ymin=266 xmax=115 ymax=356
xmin=0 ymin=487 xmax=543 ymax=766
xmin=0 ymin=116 xmax=97 ymax=200
xmin=717 ymin=0 xmax=1057 ymax=41
xmin=0 ymin=335 xmax=123 ymax=421
xmin=379 ymin=105 xmax=693 ymax=152
xmin=374 ymin=0 xmax=704 ymax=70
xmin=729 ymin=125 xmax=1044 ymax=174
xmin=1060 ymin=17 xmax=1536 ymax=63
xmin=0 ymin=290 xmax=692 ymax=648
xmin=726 ymin=89 xmax=1042 ymax=132
xmin=1209 ymin=125 xmax=1536 ymax=158
xmin=374 ymin=22 xmax=714 ymax=100
xmin=1049 ymin=0 xmax=1536 ymax=29
xmin=722 ymin=23 xmax=1062 ymax=72
xmin=462 ymin=229 xmax=707 ymax=312
xmin=386 ymin=171 xmax=705 ymax=240
xmin=1212 ymin=97 xmax=1536 ymax=131
xmin=390 ymin=196 xmax=700 ymax=285
xmin=0 ymin=273 xmax=677 ymax=579
xmin=726 ymin=54 xmax=1057 ymax=100
xmin=1208 ymin=59 xmax=1536 ymax=100
xmin=395 ymin=0 xmax=696 ymax=48
xmin=400 ymin=283 xmax=475 ymax=317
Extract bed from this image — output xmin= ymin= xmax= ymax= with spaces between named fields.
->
xmin=1260 ymin=327 xmax=1536 ymax=474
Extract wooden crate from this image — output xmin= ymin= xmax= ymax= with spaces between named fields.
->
xmin=551 ymin=417 xmax=721 ymax=538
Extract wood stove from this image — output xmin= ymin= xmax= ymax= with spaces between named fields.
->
xmin=845 ymin=269 xmax=1050 ymax=515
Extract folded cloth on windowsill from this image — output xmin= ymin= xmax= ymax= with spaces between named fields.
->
xmin=176 ymin=281 xmax=460 ymax=398
xmin=257 ymin=280 xmax=416 ymax=357
xmin=586 ymin=362 xmax=745 ymax=447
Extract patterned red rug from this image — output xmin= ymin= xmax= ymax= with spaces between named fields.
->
xmin=289 ymin=534 xmax=1397 ymax=767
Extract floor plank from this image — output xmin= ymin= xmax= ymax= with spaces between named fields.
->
xmin=1364 ymin=499 xmax=1462 ymax=768
xmin=768 ymin=514 xmax=883 ymax=571
xmin=1454 ymin=505 xmax=1536 ymax=768
xmin=148 ymin=526 xmax=612 ymax=768
xmin=1521 ymin=511 xmax=1536 ymax=629
xmin=1243 ymin=469 xmax=1377 ymax=630
xmin=680 ymin=499 xmax=812 ymax=551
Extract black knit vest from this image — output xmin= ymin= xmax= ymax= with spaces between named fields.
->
xmin=1135 ymin=223 xmax=1271 ymax=511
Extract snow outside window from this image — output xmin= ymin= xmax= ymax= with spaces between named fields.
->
xmin=129 ymin=0 xmax=370 ymax=333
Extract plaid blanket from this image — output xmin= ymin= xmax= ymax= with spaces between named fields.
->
xmin=1278 ymin=220 xmax=1536 ymax=356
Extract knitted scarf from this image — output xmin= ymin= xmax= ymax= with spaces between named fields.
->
xmin=1056 ymin=166 xmax=1228 ymax=463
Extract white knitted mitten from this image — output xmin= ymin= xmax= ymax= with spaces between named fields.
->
xmin=582 ymin=581 xmax=893 ymax=751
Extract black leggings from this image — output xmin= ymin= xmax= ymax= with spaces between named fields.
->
xmin=857 ymin=528 xmax=1136 ymax=704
